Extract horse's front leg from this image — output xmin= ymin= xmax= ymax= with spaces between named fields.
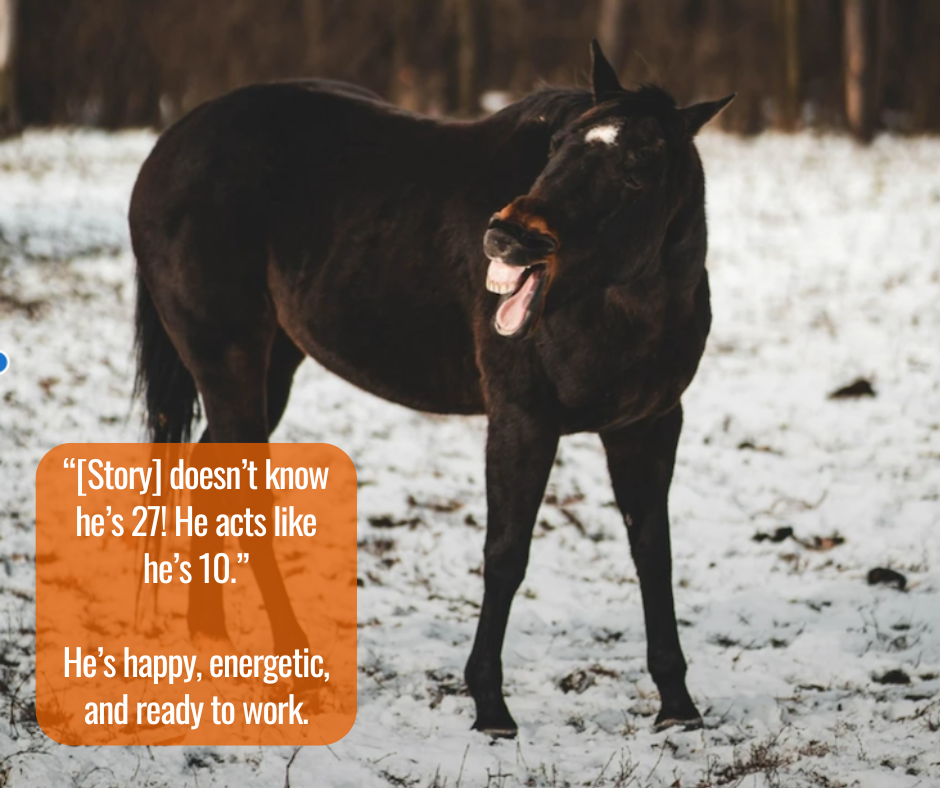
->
xmin=465 ymin=403 xmax=559 ymax=737
xmin=600 ymin=405 xmax=702 ymax=730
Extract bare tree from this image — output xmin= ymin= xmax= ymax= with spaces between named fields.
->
xmin=454 ymin=0 xmax=479 ymax=115
xmin=597 ymin=0 xmax=627 ymax=74
xmin=0 ymin=0 xmax=18 ymax=134
xmin=777 ymin=0 xmax=801 ymax=129
xmin=10 ymin=0 xmax=940 ymax=133
xmin=843 ymin=0 xmax=876 ymax=140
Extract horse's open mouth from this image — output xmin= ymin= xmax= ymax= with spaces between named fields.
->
xmin=485 ymin=258 xmax=548 ymax=338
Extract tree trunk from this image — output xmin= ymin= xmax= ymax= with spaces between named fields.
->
xmin=843 ymin=0 xmax=875 ymax=140
xmin=301 ymin=0 xmax=326 ymax=76
xmin=778 ymin=0 xmax=801 ymax=129
xmin=455 ymin=0 xmax=478 ymax=115
xmin=0 ymin=0 xmax=18 ymax=134
xmin=597 ymin=0 xmax=627 ymax=74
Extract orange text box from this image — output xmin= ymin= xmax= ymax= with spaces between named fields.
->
xmin=36 ymin=443 xmax=357 ymax=746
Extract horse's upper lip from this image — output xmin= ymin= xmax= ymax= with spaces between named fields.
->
xmin=486 ymin=218 xmax=558 ymax=255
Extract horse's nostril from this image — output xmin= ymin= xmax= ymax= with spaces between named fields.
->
xmin=538 ymin=234 xmax=558 ymax=254
xmin=484 ymin=228 xmax=518 ymax=259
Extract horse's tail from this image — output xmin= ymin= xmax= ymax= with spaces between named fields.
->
xmin=134 ymin=273 xmax=200 ymax=443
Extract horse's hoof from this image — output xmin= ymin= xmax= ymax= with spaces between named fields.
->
xmin=653 ymin=714 xmax=703 ymax=733
xmin=470 ymin=695 xmax=518 ymax=738
xmin=474 ymin=725 xmax=518 ymax=739
xmin=471 ymin=709 xmax=518 ymax=739
xmin=292 ymin=676 xmax=325 ymax=713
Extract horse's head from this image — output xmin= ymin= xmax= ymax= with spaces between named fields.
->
xmin=484 ymin=41 xmax=734 ymax=339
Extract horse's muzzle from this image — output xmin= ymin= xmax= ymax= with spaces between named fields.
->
xmin=484 ymin=218 xmax=557 ymax=267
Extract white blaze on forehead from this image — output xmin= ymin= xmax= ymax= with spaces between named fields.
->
xmin=584 ymin=123 xmax=620 ymax=146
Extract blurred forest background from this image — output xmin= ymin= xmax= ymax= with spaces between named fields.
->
xmin=0 ymin=0 xmax=938 ymax=140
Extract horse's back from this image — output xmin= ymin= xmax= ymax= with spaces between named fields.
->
xmin=131 ymin=80 xmax=395 ymax=218
xmin=130 ymin=80 xmax=488 ymax=415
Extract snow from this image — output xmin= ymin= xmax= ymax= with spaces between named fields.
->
xmin=1 ymin=127 xmax=939 ymax=786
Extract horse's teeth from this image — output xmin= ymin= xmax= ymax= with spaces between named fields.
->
xmin=486 ymin=279 xmax=516 ymax=295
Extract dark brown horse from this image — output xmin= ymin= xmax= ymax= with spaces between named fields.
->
xmin=131 ymin=41 xmax=732 ymax=737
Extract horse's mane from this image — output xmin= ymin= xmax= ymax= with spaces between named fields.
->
xmin=507 ymin=86 xmax=594 ymax=128
xmin=498 ymin=83 xmax=678 ymax=131
xmin=622 ymin=84 xmax=677 ymax=110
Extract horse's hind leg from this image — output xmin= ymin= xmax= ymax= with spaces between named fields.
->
xmin=236 ymin=329 xmax=308 ymax=653
xmin=182 ymin=319 xmax=308 ymax=653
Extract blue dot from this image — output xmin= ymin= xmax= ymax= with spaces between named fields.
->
xmin=0 ymin=352 xmax=7 ymax=374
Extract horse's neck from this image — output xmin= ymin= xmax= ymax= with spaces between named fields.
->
xmin=461 ymin=90 xmax=593 ymax=214
xmin=486 ymin=88 xmax=594 ymax=133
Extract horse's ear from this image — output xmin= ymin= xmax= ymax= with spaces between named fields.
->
xmin=591 ymin=39 xmax=623 ymax=103
xmin=680 ymin=94 xmax=736 ymax=135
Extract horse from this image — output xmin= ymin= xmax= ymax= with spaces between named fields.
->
xmin=130 ymin=40 xmax=733 ymax=737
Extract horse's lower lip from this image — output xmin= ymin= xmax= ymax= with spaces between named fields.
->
xmin=492 ymin=263 xmax=548 ymax=338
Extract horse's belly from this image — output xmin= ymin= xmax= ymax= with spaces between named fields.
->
xmin=277 ymin=290 xmax=485 ymax=416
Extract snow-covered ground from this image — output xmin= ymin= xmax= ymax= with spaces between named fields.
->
xmin=1 ymin=128 xmax=939 ymax=787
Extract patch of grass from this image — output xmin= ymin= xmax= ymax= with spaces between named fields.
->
xmin=425 ymin=669 xmax=467 ymax=709
xmin=702 ymin=735 xmax=792 ymax=787
xmin=564 ymin=714 xmax=585 ymax=733
xmin=380 ymin=768 xmax=420 ymax=788
xmin=798 ymin=740 xmax=832 ymax=758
